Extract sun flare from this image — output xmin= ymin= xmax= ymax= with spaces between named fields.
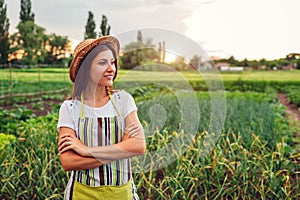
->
xmin=164 ymin=52 xmax=177 ymax=63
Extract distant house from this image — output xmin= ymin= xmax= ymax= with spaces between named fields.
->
xmin=216 ymin=63 xmax=244 ymax=71
xmin=216 ymin=62 xmax=229 ymax=70
xmin=220 ymin=66 xmax=244 ymax=71
xmin=258 ymin=65 xmax=267 ymax=70
xmin=191 ymin=60 xmax=215 ymax=71
xmin=282 ymin=64 xmax=297 ymax=70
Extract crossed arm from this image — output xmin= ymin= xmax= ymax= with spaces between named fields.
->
xmin=58 ymin=110 xmax=146 ymax=171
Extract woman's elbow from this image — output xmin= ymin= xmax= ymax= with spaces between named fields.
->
xmin=137 ymin=140 xmax=146 ymax=155
xmin=62 ymin=164 xmax=72 ymax=171
xmin=60 ymin=159 xmax=71 ymax=171
xmin=60 ymin=154 xmax=75 ymax=171
xmin=141 ymin=142 xmax=147 ymax=154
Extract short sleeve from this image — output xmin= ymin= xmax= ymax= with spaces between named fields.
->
xmin=57 ymin=101 xmax=76 ymax=132
xmin=118 ymin=91 xmax=138 ymax=119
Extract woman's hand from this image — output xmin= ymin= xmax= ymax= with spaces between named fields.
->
xmin=58 ymin=134 xmax=90 ymax=157
xmin=122 ymin=123 xmax=141 ymax=141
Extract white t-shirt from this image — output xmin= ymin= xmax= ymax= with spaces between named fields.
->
xmin=57 ymin=90 xmax=137 ymax=132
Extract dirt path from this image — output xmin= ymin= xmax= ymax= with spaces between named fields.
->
xmin=278 ymin=93 xmax=300 ymax=123
xmin=278 ymin=93 xmax=300 ymax=152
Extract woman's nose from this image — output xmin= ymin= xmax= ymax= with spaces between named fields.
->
xmin=106 ymin=62 xmax=115 ymax=71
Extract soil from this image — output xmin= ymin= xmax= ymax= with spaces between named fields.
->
xmin=277 ymin=93 xmax=300 ymax=150
xmin=278 ymin=93 xmax=300 ymax=122
xmin=2 ymin=98 xmax=63 ymax=117
xmin=2 ymin=93 xmax=300 ymax=120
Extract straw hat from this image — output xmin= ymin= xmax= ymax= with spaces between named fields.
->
xmin=69 ymin=35 xmax=120 ymax=82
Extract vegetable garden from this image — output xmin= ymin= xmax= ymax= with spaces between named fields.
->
xmin=0 ymin=68 xmax=299 ymax=199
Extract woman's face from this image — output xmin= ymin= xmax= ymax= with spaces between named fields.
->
xmin=88 ymin=49 xmax=116 ymax=87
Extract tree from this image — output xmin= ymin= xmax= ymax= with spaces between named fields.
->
xmin=158 ymin=41 xmax=166 ymax=63
xmin=0 ymin=0 xmax=10 ymax=64
xmin=99 ymin=15 xmax=110 ymax=36
xmin=248 ymin=59 xmax=260 ymax=70
xmin=15 ymin=21 xmax=46 ymax=65
xmin=136 ymin=30 xmax=143 ymax=66
xmin=46 ymin=33 xmax=69 ymax=64
xmin=162 ymin=41 xmax=165 ymax=63
xmin=242 ymin=58 xmax=249 ymax=67
xmin=228 ymin=56 xmax=237 ymax=66
xmin=84 ymin=11 xmax=96 ymax=39
xmin=190 ymin=55 xmax=202 ymax=69
xmin=13 ymin=0 xmax=48 ymax=65
xmin=20 ymin=0 xmax=34 ymax=23
xmin=121 ymin=31 xmax=160 ymax=69
xmin=137 ymin=30 xmax=142 ymax=43
xmin=170 ymin=55 xmax=188 ymax=71
xmin=286 ymin=53 xmax=300 ymax=69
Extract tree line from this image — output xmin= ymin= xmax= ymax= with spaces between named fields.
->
xmin=215 ymin=54 xmax=300 ymax=70
xmin=0 ymin=0 xmax=170 ymax=70
xmin=0 ymin=0 xmax=72 ymax=65
xmin=0 ymin=0 xmax=111 ymax=66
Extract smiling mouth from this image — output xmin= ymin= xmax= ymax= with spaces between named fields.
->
xmin=104 ymin=75 xmax=114 ymax=80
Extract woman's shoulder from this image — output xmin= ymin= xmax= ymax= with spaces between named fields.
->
xmin=112 ymin=90 xmax=133 ymax=100
xmin=60 ymin=99 xmax=79 ymax=109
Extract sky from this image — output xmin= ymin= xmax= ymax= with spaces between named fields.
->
xmin=4 ymin=0 xmax=300 ymax=60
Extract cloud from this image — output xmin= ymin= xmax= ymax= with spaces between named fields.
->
xmin=10 ymin=0 xmax=298 ymax=59
xmin=5 ymin=0 xmax=196 ymax=42
xmin=31 ymin=0 xmax=194 ymax=41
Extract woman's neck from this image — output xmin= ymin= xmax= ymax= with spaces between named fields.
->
xmin=83 ymin=85 xmax=108 ymax=102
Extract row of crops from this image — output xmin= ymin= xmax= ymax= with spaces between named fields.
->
xmin=1 ymin=68 xmax=300 ymax=106
xmin=0 ymin=69 xmax=300 ymax=199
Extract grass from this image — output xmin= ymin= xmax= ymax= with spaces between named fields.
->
xmin=1 ymin=68 xmax=300 ymax=83
xmin=118 ymin=69 xmax=300 ymax=82
xmin=0 ymin=68 xmax=71 ymax=99
xmin=217 ymin=70 xmax=300 ymax=81
xmin=0 ymin=68 xmax=70 ymax=82
xmin=1 ymin=68 xmax=299 ymax=97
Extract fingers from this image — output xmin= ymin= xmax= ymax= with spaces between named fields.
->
xmin=58 ymin=134 xmax=75 ymax=146
xmin=58 ymin=134 xmax=90 ymax=156
xmin=124 ymin=123 xmax=141 ymax=138
xmin=122 ymin=133 xmax=130 ymax=141
xmin=59 ymin=143 xmax=72 ymax=154
xmin=58 ymin=134 xmax=78 ymax=153
xmin=58 ymin=135 xmax=73 ymax=153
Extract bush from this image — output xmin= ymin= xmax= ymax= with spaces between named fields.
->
xmin=0 ymin=133 xmax=16 ymax=148
xmin=285 ymin=86 xmax=300 ymax=106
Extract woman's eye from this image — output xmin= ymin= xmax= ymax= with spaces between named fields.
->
xmin=99 ymin=61 xmax=107 ymax=65
xmin=98 ymin=60 xmax=115 ymax=66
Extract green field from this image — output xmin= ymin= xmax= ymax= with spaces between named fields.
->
xmin=1 ymin=68 xmax=300 ymax=83
xmin=0 ymin=68 xmax=299 ymax=199
xmin=1 ymin=68 xmax=300 ymax=97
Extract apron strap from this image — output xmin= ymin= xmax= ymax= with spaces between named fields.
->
xmin=80 ymin=92 xmax=85 ymax=119
xmin=108 ymin=91 xmax=121 ymax=119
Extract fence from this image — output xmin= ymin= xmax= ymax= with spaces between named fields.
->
xmin=0 ymin=64 xmax=71 ymax=106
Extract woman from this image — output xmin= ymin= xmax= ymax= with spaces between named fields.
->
xmin=57 ymin=36 xmax=146 ymax=200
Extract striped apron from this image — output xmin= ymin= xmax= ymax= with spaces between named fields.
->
xmin=64 ymin=94 xmax=139 ymax=200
